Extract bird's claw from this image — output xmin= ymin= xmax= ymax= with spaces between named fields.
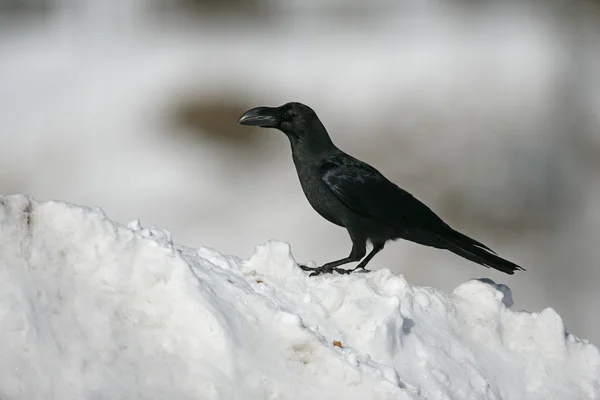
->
xmin=298 ymin=264 xmax=329 ymax=276
xmin=308 ymin=267 xmax=338 ymax=277
xmin=334 ymin=268 xmax=353 ymax=275
xmin=300 ymin=264 xmax=366 ymax=277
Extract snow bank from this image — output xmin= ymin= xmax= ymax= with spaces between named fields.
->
xmin=0 ymin=195 xmax=597 ymax=400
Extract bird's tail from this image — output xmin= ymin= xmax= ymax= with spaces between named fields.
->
xmin=440 ymin=228 xmax=525 ymax=275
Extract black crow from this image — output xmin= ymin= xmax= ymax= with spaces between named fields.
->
xmin=238 ymin=102 xmax=525 ymax=276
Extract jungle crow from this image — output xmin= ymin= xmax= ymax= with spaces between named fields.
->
xmin=238 ymin=102 xmax=525 ymax=276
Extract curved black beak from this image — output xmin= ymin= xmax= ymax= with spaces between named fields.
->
xmin=237 ymin=106 xmax=279 ymax=128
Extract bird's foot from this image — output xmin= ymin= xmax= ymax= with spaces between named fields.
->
xmin=298 ymin=264 xmax=347 ymax=277
xmin=299 ymin=264 xmax=368 ymax=276
xmin=309 ymin=267 xmax=348 ymax=277
xmin=299 ymin=264 xmax=318 ymax=272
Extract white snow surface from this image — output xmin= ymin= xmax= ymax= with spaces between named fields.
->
xmin=0 ymin=195 xmax=598 ymax=400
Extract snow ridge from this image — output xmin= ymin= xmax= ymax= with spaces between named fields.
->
xmin=0 ymin=195 xmax=597 ymax=400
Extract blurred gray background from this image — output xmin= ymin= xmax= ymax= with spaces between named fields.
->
xmin=1 ymin=0 xmax=599 ymax=343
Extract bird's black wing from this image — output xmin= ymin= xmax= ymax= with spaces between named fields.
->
xmin=319 ymin=154 xmax=447 ymax=231
xmin=320 ymin=153 xmax=498 ymax=255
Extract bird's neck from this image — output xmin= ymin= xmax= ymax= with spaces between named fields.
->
xmin=290 ymin=120 xmax=336 ymax=158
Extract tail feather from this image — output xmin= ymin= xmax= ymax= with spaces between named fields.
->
xmin=441 ymin=229 xmax=525 ymax=275
xmin=445 ymin=227 xmax=496 ymax=254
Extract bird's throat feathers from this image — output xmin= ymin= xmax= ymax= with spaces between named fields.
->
xmin=288 ymin=118 xmax=336 ymax=156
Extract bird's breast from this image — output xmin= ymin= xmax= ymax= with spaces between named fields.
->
xmin=293 ymin=158 xmax=344 ymax=227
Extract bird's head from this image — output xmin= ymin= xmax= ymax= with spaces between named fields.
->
xmin=237 ymin=102 xmax=318 ymax=140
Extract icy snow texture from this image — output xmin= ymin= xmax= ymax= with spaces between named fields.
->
xmin=0 ymin=195 xmax=598 ymax=400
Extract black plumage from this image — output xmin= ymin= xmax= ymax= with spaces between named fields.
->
xmin=238 ymin=102 xmax=525 ymax=276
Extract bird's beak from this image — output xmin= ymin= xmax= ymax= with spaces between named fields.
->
xmin=237 ymin=107 xmax=279 ymax=128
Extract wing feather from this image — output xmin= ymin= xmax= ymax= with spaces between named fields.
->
xmin=319 ymin=155 xmax=445 ymax=230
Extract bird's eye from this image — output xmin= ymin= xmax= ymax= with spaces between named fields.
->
xmin=283 ymin=111 xmax=291 ymax=118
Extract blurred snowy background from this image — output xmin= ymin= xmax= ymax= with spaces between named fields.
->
xmin=0 ymin=0 xmax=599 ymax=343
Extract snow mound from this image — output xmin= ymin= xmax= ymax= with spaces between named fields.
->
xmin=0 ymin=195 xmax=598 ymax=400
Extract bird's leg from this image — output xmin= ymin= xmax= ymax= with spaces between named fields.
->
xmin=350 ymin=242 xmax=385 ymax=273
xmin=300 ymin=239 xmax=366 ymax=277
